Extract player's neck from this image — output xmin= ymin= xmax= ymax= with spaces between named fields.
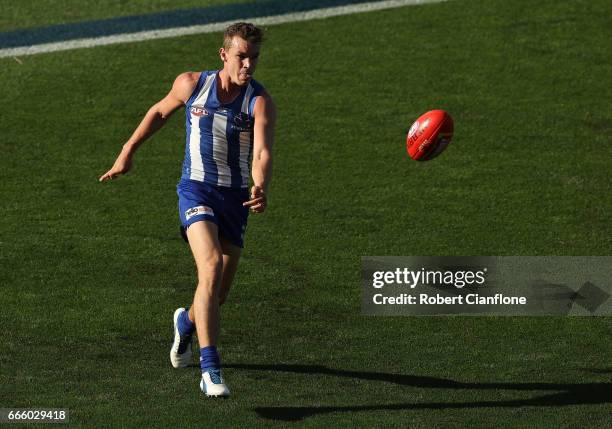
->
xmin=217 ymin=70 xmax=241 ymax=104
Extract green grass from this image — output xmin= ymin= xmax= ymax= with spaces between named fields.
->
xmin=0 ymin=0 xmax=252 ymax=32
xmin=1 ymin=0 xmax=611 ymax=427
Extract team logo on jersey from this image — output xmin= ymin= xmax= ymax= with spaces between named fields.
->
xmin=190 ymin=105 xmax=209 ymax=117
xmin=233 ymin=112 xmax=253 ymax=131
xmin=185 ymin=205 xmax=214 ymax=220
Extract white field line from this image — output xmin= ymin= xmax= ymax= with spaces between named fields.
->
xmin=1 ymin=0 xmax=449 ymax=58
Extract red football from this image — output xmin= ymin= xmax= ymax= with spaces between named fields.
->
xmin=406 ymin=110 xmax=454 ymax=161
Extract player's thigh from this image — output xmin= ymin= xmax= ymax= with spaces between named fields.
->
xmin=186 ymin=220 xmax=223 ymax=277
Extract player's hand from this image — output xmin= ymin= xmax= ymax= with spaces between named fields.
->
xmin=99 ymin=153 xmax=132 ymax=182
xmin=243 ymin=185 xmax=267 ymax=213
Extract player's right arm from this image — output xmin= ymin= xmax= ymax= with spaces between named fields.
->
xmin=99 ymin=72 xmax=200 ymax=182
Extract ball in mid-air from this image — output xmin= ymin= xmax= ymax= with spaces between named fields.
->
xmin=406 ymin=110 xmax=454 ymax=161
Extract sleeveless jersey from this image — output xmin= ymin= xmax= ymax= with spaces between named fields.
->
xmin=181 ymin=70 xmax=264 ymax=188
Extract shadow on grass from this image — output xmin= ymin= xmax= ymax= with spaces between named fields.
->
xmin=224 ymin=363 xmax=612 ymax=421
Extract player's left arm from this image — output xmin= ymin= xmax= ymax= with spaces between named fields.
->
xmin=244 ymin=91 xmax=276 ymax=213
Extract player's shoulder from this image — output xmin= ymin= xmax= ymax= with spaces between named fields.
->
xmin=173 ymin=72 xmax=201 ymax=90
xmin=253 ymin=88 xmax=276 ymax=120
xmin=171 ymin=71 xmax=208 ymax=103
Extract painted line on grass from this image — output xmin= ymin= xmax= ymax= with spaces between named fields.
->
xmin=1 ymin=0 xmax=448 ymax=58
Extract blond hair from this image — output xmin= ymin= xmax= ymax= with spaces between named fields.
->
xmin=223 ymin=22 xmax=264 ymax=49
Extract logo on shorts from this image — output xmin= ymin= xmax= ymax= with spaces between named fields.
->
xmin=190 ymin=105 xmax=209 ymax=117
xmin=185 ymin=205 xmax=214 ymax=221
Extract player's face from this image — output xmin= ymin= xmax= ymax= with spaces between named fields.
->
xmin=220 ymin=36 xmax=260 ymax=86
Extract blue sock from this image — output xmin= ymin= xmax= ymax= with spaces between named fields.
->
xmin=200 ymin=346 xmax=221 ymax=372
xmin=177 ymin=308 xmax=195 ymax=336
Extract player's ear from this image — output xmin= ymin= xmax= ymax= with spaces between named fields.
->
xmin=219 ymin=47 xmax=227 ymax=62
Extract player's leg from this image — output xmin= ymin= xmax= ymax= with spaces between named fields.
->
xmin=171 ymin=220 xmax=222 ymax=366
xmin=185 ymin=220 xmax=230 ymax=397
xmin=176 ymin=236 xmax=239 ymax=384
xmin=171 ymin=220 xmax=222 ymax=369
xmin=174 ymin=217 xmax=242 ymax=370
xmin=186 ymin=220 xmax=223 ymax=347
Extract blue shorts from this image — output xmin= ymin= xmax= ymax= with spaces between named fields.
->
xmin=177 ymin=179 xmax=250 ymax=248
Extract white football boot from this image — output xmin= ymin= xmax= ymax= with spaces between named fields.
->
xmin=170 ymin=308 xmax=193 ymax=368
xmin=200 ymin=369 xmax=231 ymax=397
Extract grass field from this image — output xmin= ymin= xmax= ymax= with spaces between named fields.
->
xmin=1 ymin=0 xmax=611 ymax=427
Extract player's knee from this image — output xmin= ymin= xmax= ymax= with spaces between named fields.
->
xmin=195 ymin=252 xmax=222 ymax=291
xmin=197 ymin=252 xmax=222 ymax=277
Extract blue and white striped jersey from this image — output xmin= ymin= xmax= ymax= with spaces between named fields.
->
xmin=181 ymin=70 xmax=264 ymax=188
